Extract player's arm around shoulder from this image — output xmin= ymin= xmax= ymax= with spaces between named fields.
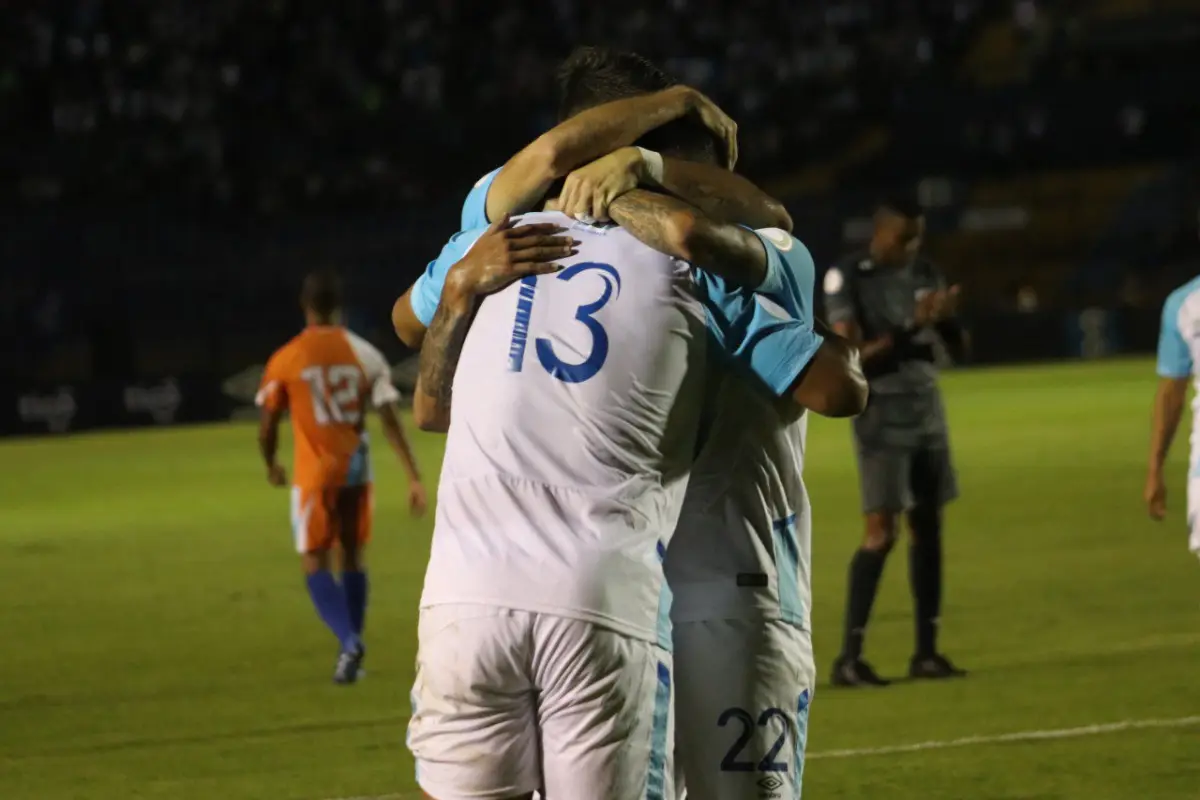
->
xmin=411 ymin=217 xmax=575 ymax=433
xmin=558 ymin=146 xmax=790 ymax=231
xmin=696 ymin=230 xmax=868 ymax=418
xmin=789 ymin=318 xmax=869 ymax=418
xmin=392 ymin=227 xmax=494 ymax=350
xmin=754 ymin=233 xmax=868 ymax=417
xmin=484 ymin=85 xmax=718 ymax=224
xmin=653 ymin=147 xmax=789 ymax=230
xmin=608 ymin=189 xmax=771 ymax=288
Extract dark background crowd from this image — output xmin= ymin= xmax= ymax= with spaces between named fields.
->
xmin=2 ymin=0 xmax=1199 ymax=387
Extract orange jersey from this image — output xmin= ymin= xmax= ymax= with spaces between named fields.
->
xmin=256 ymin=325 xmax=399 ymax=490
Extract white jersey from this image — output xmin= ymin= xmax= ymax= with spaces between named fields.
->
xmin=420 ymin=212 xmax=707 ymax=646
xmin=667 ymin=232 xmax=824 ymax=630
xmin=1156 ymin=274 xmax=1200 ymax=556
xmin=1158 ymin=275 xmax=1200 ymax=463
xmin=667 ymin=367 xmax=812 ymax=629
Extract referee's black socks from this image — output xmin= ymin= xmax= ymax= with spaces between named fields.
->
xmin=908 ymin=507 xmax=943 ymax=657
xmin=841 ymin=548 xmax=888 ymax=660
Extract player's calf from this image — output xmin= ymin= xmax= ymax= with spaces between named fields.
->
xmin=332 ymin=485 xmax=372 ymax=644
xmin=301 ymin=548 xmax=363 ymax=682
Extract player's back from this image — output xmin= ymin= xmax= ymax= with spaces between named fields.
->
xmin=259 ymin=326 xmax=383 ymax=489
xmin=667 ymin=231 xmax=823 ymax=632
xmin=422 ymin=211 xmax=707 ymax=645
xmin=668 ymin=365 xmax=812 ymax=629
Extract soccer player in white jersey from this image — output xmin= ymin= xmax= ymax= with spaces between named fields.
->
xmin=558 ymin=144 xmax=844 ymax=798
xmin=398 ymin=48 xmax=866 ymax=800
xmin=403 ymin=128 xmax=865 ymax=800
xmin=1145 ymin=268 xmax=1200 ymax=560
xmin=668 ymin=307 xmax=819 ymax=799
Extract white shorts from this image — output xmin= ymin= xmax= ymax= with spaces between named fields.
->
xmin=407 ymin=604 xmax=675 ymax=800
xmin=673 ymin=619 xmax=815 ymax=800
xmin=1187 ymin=477 xmax=1200 ymax=556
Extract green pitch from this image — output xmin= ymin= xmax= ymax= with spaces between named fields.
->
xmin=2 ymin=359 xmax=1198 ymax=799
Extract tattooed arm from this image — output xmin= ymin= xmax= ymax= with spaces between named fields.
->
xmin=657 ymin=157 xmax=791 ymax=231
xmin=411 ymin=218 xmax=574 ymax=432
xmin=559 ymin=148 xmax=789 ymax=231
xmin=607 ymin=189 xmax=769 ymax=288
xmin=484 ymin=86 xmax=737 ymax=223
xmin=411 ymin=282 xmax=475 ymax=433
xmin=609 ymin=189 xmax=867 ymax=417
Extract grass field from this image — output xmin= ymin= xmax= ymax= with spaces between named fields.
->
xmin=2 ymin=358 xmax=1199 ymax=799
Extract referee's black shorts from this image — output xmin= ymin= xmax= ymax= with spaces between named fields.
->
xmin=851 ymin=390 xmax=959 ymax=514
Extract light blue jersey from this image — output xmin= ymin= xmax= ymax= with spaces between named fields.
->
xmin=1157 ymin=275 xmax=1200 ymax=557
xmin=461 ymin=168 xmax=501 ymax=230
xmin=1157 ymin=275 xmax=1200 ymax=381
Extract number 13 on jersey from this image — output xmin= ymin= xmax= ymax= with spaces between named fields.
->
xmin=506 ymin=262 xmax=621 ymax=384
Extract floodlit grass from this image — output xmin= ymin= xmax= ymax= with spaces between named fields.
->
xmin=1 ymin=359 xmax=1198 ymax=799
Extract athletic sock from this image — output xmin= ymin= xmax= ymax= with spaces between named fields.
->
xmin=841 ymin=548 xmax=888 ymax=660
xmin=342 ymin=570 xmax=369 ymax=636
xmin=306 ymin=570 xmax=359 ymax=651
xmin=908 ymin=515 xmax=943 ymax=658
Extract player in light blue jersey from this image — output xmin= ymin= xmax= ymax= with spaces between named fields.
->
xmin=1145 ymin=270 xmax=1200 ymax=560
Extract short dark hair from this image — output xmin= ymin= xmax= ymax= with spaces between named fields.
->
xmin=556 ymin=46 xmax=675 ymax=120
xmin=555 ymin=46 xmax=723 ymax=167
xmin=877 ymin=192 xmax=924 ymax=220
xmin=300 ymin=270 xmax=343 ymax=317
xmin=636 ymin=119 xmax=722 ymax=168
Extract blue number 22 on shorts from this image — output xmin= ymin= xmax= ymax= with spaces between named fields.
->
xmin=507 ymin=262 xmax=621 ymax=384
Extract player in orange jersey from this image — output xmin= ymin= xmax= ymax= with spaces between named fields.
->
xmin=256 ymin=270 xmax=427 ymax=684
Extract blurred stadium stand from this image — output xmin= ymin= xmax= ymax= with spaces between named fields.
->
xmin=1 ymin=0 xmax=1199 ymax=423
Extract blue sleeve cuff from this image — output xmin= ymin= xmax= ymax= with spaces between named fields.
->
xmin=750 ymin=230 xmax=785 ymax=299
xmin=701 ymin=282 xmax=826 ymax=398
xmin=461 ymin=168 xmax=501 ymax=230
xmin=758 ymin=327 xmax=825 ymax=396
xmin=410 ymin=268 xmax=438 ymax=327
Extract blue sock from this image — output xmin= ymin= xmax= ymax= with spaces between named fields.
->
xmin=342 ymin=570 xmax=369 ymax=636
xmin=306 ymin=570 xmax=359 ymax=652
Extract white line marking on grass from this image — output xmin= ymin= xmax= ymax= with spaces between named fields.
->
xmin=808 ymin=715 xmax=1200 ymax=760
xmin=323 ymin=715 xmax=1200 ymax=800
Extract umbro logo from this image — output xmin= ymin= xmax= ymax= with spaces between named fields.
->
xmin=757 ymin=774 xmax=785 ymax=797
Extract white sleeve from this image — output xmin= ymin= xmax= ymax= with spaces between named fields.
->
xmin=345 ymin=331 xmax=402 ymax=408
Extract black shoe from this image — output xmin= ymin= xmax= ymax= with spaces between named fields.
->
xmin=831 ymin=656 xmax=891 ymax=687
xmin=909 ymin=652 xmax=967 ymax=680
xmin=333 ymin=642 xmax=366 ymax=685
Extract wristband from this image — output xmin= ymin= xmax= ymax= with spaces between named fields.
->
xmin=636 ymin=147 xmax=664 ymax=185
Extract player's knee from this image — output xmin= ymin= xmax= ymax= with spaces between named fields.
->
xmin=339 ymin=545 xmax=364 ymax=572
xmin=302 ymin=550 xmax=330 ymax=575
xmin=863 ymin=513 xmax=899 ymax=552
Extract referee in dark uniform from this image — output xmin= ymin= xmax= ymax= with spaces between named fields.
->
xmin=824 ymin=197 xmax=968 ymax=687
